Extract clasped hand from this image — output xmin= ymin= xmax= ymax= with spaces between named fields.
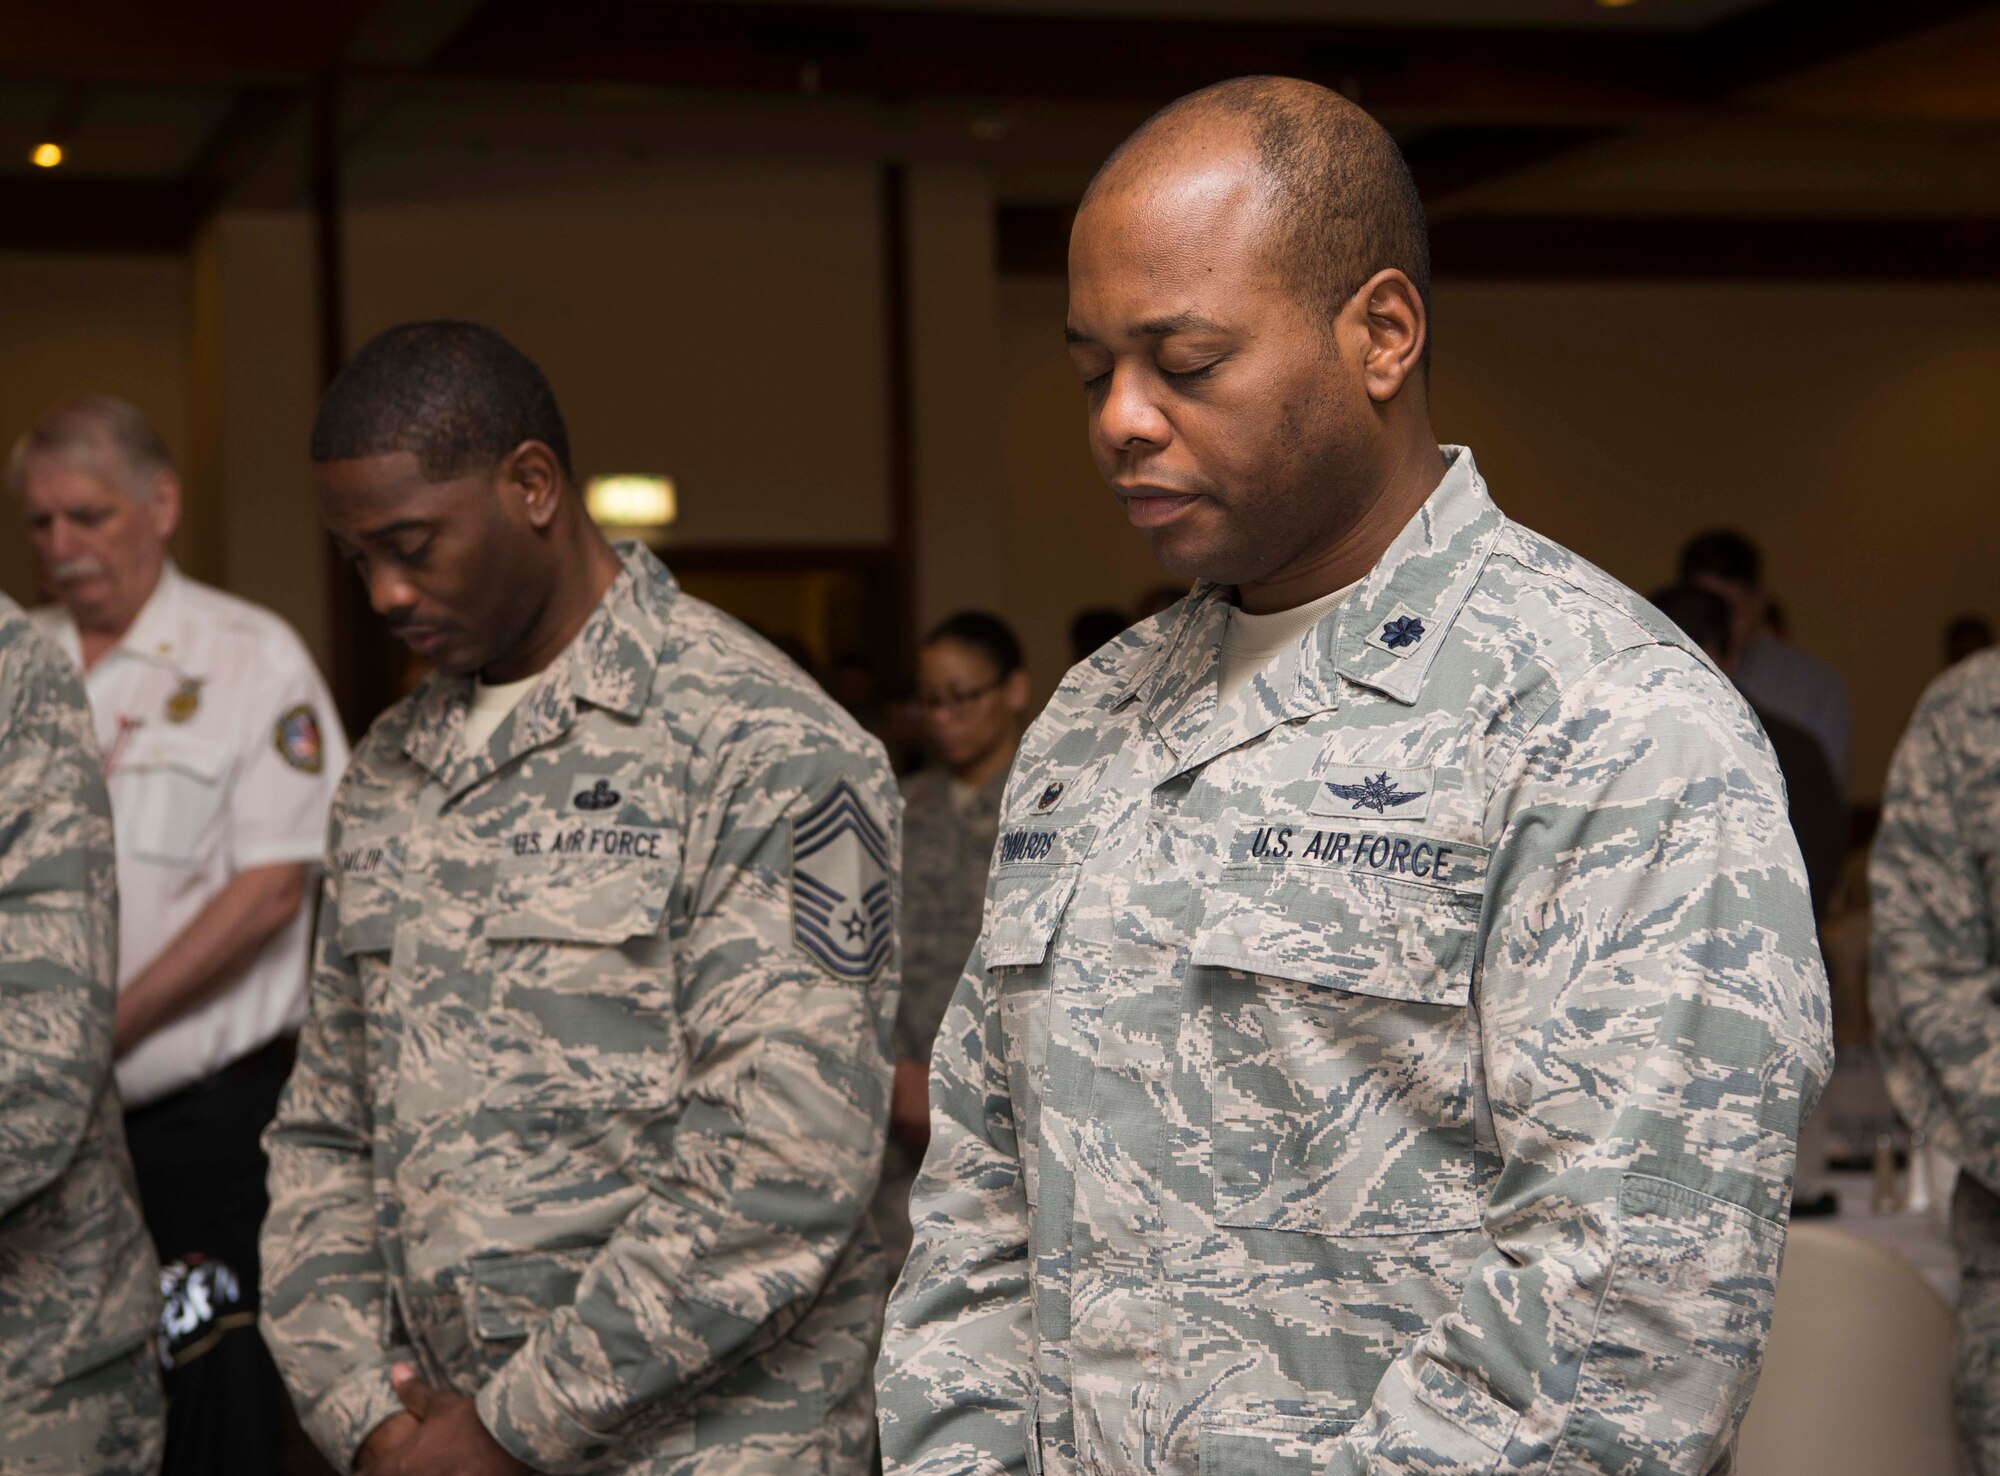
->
xmin=355 ymin=1363 xmax=531 ymax=1476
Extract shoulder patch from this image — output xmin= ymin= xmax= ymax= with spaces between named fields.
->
xmin=790 ymin=778 xmax=892 ymax=982
xmin=275 ymin=704 xmax=325 ymax=774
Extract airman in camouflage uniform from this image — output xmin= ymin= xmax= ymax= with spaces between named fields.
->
xmin=0 ymin=592 xmax=162 ymax=1475
xmin=879 ymin=79 xmax=1831 ymax=1476
xmin=260 ymin=321 xmax=899 ymax=1476
xmin=1871 ymin=646 xmax=2000 ymax=1476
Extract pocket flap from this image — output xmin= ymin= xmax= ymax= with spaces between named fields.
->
xmin=981 ymin=863 xmax=1079 ymax=968
xmin=488 ymin=864 xmax=670 ymax=945
xmin=468 ymin=1247 xmax=594 ymax=1341
xmin=335 ymin=906 xmax=396 ymax=958
xmin=1194 ymin=866 xmax=1477 ymax=1007
xmin=124 ymin=731 xmax=231 ymax=783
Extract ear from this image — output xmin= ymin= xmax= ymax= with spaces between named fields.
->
xmin=148 ymin=470 xmax=182 ymax=542
xmin=1352 ymin=268 xmax=1428 ymax=405
xmin=500 ymin=441 xmax=566 ymax=531
xmin=1002 ymin=668 xmax=1032 ymax=716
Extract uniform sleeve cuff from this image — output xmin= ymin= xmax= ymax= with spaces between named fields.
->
xmin=304 ymin=1359 xmax=413 ymax=1474
xmin=476 ymin=1347 xmax=618 ymax=1476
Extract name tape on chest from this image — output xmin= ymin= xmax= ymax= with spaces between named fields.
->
xmin=335 ymin=838 xmax=402 ymax=880
xmin=505 ymin=823 xmax=666 ymax=862
xmin=994 ymin=823 xmax=1098 ymax=869
xmin=1241 ymin=824 xmax=1484 ymax=889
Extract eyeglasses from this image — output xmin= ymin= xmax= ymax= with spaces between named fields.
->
xmin=916 ymin=678 xmax=1005 ymax=714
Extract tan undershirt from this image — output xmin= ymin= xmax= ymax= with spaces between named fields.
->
xmin=1216 ymin=580 xmax=1362 ymax=709
xmin=461 ymin=673 xmax=540 ymax=755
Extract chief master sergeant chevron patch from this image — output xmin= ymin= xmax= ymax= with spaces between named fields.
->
xmin=792 ymin=778 xmax=893 ymax=981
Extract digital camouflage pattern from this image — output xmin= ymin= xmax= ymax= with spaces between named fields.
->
xmin=879 ymin=449 xmax=1832 ymax=1476
xmin=877 ymin=767 xmax=1007 ymax=1270
xmin=1870 ymin=646 xmax=2000 ymax=1476
xmin=895 ymin=768 xmax=1006 ymax=1071
xmin=0 ymin=593 xmax=162 ymax=1474
xmin=260 ymin=545 xmax=900 ymax=1475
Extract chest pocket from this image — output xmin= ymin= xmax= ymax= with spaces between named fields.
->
xmin=982 ymin=861 xmax=1079 ymax=1208
xmin=116 ymin=733 xmax=231 ymax=865
xmin=1193 ymin=864 xmax=1489 ymax=1237
xmin=483 ymin=827 xmax=681 ymax=1111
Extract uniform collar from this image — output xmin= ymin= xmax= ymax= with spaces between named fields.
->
xmin=401 ymin=541 xmax=677 ymax=789
xmin=1323 ymin=445 xmax=1499 ymax=706
xmin=1116 ymin=445 xmax=1499 ymax=725
xmin=52 ymin=561 xmax=195 ymax=676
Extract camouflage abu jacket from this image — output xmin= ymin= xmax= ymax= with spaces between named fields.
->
xmin=878 ymin=448 xmax=1831 ymax=1476
xmin=1872 ymin=647 xmax=2000 ymax=1192
xmin=260 ymin=544 xmax=900 ymax=1474
xmin=0 ymin=593 xmax=159 ymax=1407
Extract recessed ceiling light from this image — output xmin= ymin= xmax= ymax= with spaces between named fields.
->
xmin=1594 ymin=0 xmax=1641 ymax=7
xmin=30 ymin=142 xmax=63 ymax=168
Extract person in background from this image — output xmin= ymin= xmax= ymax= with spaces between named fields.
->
xmin=875 ymin=612 xmax=1030 ymax=1275
xmin=0 ymin=591 xmax=163 ymax=1476
xmin=1871 ymin=644 xmax=2000 ymax=1476
xmin=1948 ymin=614 xmax=1996 ymax=669
xmin=11 ymin=395 xmax=346 ymax=1476
xmin=1681 ymin=528 xmax=1852 ymax=795
xmin=1067 ymin=606 xmax=1127 ymax=665
xmin=1650 ymin=582 xmax=1846 ymax=920
xmin=261 ymin=321 xmax=898 ymax=1476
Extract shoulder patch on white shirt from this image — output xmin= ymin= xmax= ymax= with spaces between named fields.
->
xmin=274 ymin=705 xmax=325 ymax=774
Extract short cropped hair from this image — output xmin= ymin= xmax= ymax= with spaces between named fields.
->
xmin=311 ymin=321 xmax=573 ymax=482
xmin=1649 ymin=583 xmax=1733 ymax=660
xmin=1680 ymin=529 xmax=1762 ymax=589
xmin=8 ymin=394 xmax=175 ymax=499
xmin=923 ymin=611 xmax=1025 ymax=678
xmin=1090 ymin=77 xmax=1431 ymax=350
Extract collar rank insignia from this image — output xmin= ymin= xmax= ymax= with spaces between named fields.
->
xmin=791 ymin=779 xmax=892 ymax=982
xmin=574 ymin=778 xmax=622 ymax=812
xmin=165 ymin=677 xmax=202 ymax=723
xmin=1380 ymin=615 xmax=1426 ymax=650
xmin=1327 ymin=771 xmax=1426 ymax=814
xmin=1034 ymin=781 xmax=1066 ymax=813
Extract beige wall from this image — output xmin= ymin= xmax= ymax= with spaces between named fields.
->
xmin=0 ymin=252 xmax=192 ymax=607
xmin=342 ymin=163 xmax=892 ymax=549
xmin=1427 ymin=282 xmax=2000 ymax=804
xmin=190 ymin=210 xmax=327 ymax=659
xmin=990 ymin=276 xmax=2000 ymax=803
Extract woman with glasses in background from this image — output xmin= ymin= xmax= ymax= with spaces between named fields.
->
xmin=876 ymin=612 xmax=1031 ymax=1278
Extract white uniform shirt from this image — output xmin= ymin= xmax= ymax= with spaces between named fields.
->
xmin=32 ymin=563 xmax=348 ymax=1106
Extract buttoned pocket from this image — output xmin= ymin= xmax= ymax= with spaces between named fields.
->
xmin=484 ymin=851 xmax=681 ymax=1113
xmin=1194 ymin=865 xmax=1489 ymax=1237
xmin=116 ymin=733 xmax=230 ymax=864
xmin=983 ymin=862 xmax=1079 ymax=1207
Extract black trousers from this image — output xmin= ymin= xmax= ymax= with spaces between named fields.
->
xmin=124 ymin=1036 xmax=295 ymax=1476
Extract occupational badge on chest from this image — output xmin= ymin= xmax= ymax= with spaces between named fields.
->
xmin=790 ymin=779 xmax=892 ymax=982
xmin=568 ymin=775 xmax=624 ymax=813
xmin=164 ymin=677 xmax=203 ymax=723
xmin=1310 ymin=764 xmax=1435 ymax=820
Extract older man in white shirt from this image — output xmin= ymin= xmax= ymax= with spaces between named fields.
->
xmin=12 ymin=395 xmax=346 ymax=1475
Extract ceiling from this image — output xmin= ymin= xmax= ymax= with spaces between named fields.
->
xmin=0 ymin=0 xmax=1993 ymax=272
